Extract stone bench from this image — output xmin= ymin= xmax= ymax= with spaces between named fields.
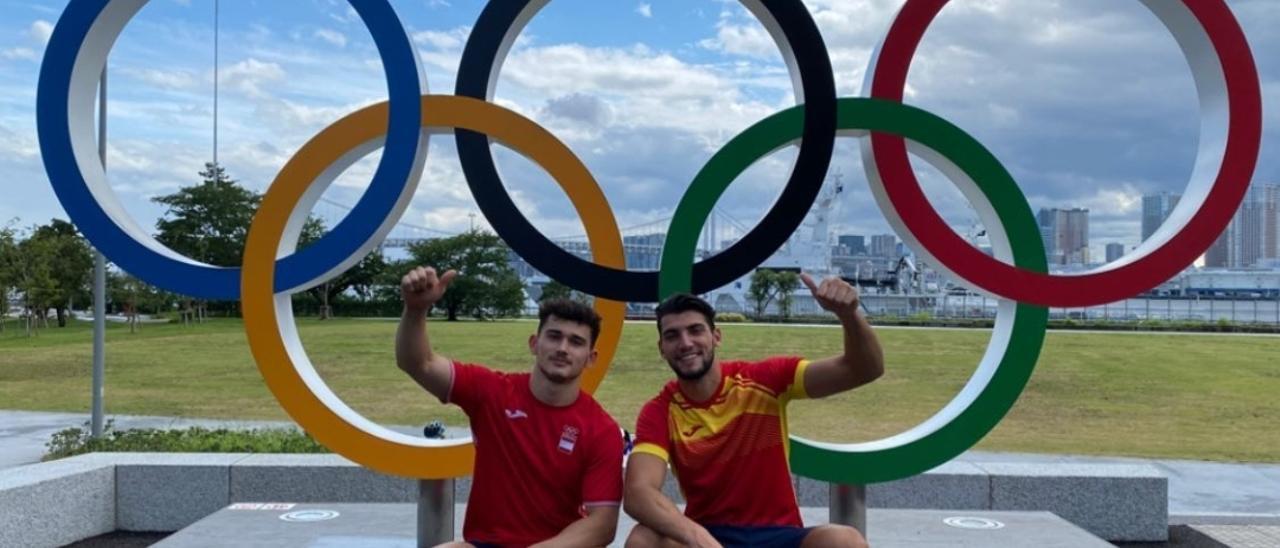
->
xmin=0 ymin=453 xmax=1167 ymax=546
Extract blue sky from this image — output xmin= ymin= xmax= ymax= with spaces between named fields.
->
xmin=2 ymin=0 xmax=1278 ymax=265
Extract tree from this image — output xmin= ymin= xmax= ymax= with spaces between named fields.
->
xmin=107 ymin=269 xmax=174 ymax=333
xmin=153 ymin=162 xmax=260 ymax=268
xmin=17 ymin=220 xmax=94 ymax=328
xmin=774 ymin=271 xmax=800 ymax=320
xmin=407 ymin=230 xmax=526 ymax=321
xmin=538 ymin=279 xmax=589 ymax=305
xmin=296 ymin=218 xmax=389 ymax=319
xmin=152 ymin=162 xmax=259 ymax=321
xmin=0 ymin=224 xmax=18 ymax=333
xmin=746 ymin=269 xmax=799 ymax=320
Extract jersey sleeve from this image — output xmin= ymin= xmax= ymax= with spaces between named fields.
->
xmin=582 ymin=418 xmax=625 ymax=507
xmin=631 ymin=396 xmax=672 ymax=462
xmin=750 ymin=356 xmax=811 ymax=402
xmin=446 ymin=361 xmax=501 ymax=414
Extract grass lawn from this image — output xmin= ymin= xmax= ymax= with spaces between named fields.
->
xmin=2 ymin=316 xmax=1278 ymax=462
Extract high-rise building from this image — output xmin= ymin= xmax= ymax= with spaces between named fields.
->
xmin=1230 ymin=192 xmax=1265 ymax=268
xmin=1266 ymin=185 xmax=1279 ymax=263
xmin=1207 ymin=182 xmax=1280 ymax=268
xmin=1141 ymin=192 xmax=1180 ymax=241
xmin=1037 ymin=208 xmax=1090 ymax=265
xmin=870 ymin=234 xmax=898 ymax=258
xmin=837 ymin=234 xmax=866 ymax=255
xmin=1205 ymin=231 xmax=1229 ymax=268
xmin=1105 ymin=243 xmax=1125 ymax=263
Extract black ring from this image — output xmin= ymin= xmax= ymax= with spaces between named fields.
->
xmin=455 ymin=0 xmax=836 ymax=302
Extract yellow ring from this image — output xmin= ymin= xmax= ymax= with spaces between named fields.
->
xmin=242 ymin=95 xmax=625 ymax=479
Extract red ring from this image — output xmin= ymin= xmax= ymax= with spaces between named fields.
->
xmin=868 ymin=0 xmax=1261 ymax=307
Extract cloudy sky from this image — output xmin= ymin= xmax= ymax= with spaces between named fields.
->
xmin=2 ymin=0 xmax=1278 ymax=266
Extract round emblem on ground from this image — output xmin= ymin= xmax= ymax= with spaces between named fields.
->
xmin=279 ymin=510 xmax=341 ymax=523
xmin=943 ymin=516 xmax=1005 ymax=530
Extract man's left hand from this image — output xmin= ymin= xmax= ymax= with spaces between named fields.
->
xmin=801 ymin=273 xmax=860 ymax=320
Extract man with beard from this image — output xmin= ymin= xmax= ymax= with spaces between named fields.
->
xmin=623 ymin=274 xmax=883 ymax=548
xmin=396 ymin=266 xmax=622 ymax=547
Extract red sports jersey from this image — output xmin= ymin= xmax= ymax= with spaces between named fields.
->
xmin=449 ymin=361 xmax=623 ymax=547
xmin=633 ymin=357 xmax=810 ymax=527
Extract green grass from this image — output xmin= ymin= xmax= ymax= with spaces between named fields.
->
xmin=2 ymin=317 xmax=1278 ymax=462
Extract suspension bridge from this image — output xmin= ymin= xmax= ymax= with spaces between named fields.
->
xmin=311 ymin=196 xmax=755 ymax=270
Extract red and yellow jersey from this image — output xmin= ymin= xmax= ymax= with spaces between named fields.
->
xmin=633 ymin=357 xmax=810 ymax=527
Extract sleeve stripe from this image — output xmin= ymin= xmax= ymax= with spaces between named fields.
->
xmin=443 ymin=360 xmax=457 ymax=404
xmin=583 ymin=501 xmax=622 ymax=507
xmin=789 ymin=359 xmax=811 ymax=400
xmin=632 ymin=442 xmax=669 ymax=462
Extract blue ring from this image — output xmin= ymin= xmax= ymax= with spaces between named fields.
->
xmin=36 ymin=0 xmax=422 ymax=299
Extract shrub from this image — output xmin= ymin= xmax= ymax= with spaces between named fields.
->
xmin=44 ymin=420 xmax=329 ymax=461
xmin=715 ymin=312 xmax=748 ymax=323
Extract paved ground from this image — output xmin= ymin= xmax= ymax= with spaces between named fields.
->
xmin=5 ymin=409 xmax=1280 ymax=524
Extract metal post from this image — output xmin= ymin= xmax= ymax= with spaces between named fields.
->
xmin=829 ymin=483 xmax=866 ymax=536
xmin=418 ymin=479 xmax=454 ymax=546
xmin=91 ymin=67 xmax=107 ymax=438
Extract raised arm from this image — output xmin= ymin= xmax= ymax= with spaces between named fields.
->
xmin=395 ymin=266 xmax=457 ymax=403
xmin=800 ymin=273 xmax=884 ymax=399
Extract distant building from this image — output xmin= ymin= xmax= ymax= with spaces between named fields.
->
xmin=1266 ymin=185 xmax=1279 ymax=263
xmin=1105 ymin=243 xmax=1125 ymax=263
xmin=870 ymin=234 xmax=898 ymax=258
xmin=1210 ymin=183 xmax=1279 ymax=268
xmin=1141 ymin=192 xmax=1180 ymax=241
xmin=837 ymin=234 xmax=866 ymax=256
xmin=1037 ymin=208 xmax=1090 ymax=265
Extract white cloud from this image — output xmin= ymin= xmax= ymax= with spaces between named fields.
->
xmin=636 ymin=3 xmax=652 ymax=18
xmin=218 ymin=58 xmax=286 ymax=99
xmin=413 ymin=27 xmax=469 ymax=51
xmin=699 ymin=19 xmax=775 ymax=60
xmin=29 ymin=20 xmax=53 ymax=45
xmin=313 ymin=28 xmax=348 ymax=48
xmin=1 ymin=48 xmax=39 ymax=62
xmin=122 ymin=68 xmax=201 ymax=91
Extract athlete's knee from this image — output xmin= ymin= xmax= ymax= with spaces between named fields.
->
xmin=803 ymin=524 xmax=867 ymax=548
xmin=625 ymin=524 xmax=685 ymax=548
xmin=625 ymin=524 xmax=661 ymax=548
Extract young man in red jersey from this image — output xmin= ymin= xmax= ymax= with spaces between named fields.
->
xmin=396 ymin=266 xmax=622 ymax=548
xmin=624 ymin=274 xmax=883 ymax=548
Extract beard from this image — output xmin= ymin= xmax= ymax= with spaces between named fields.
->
xmin=667 ymin=351 xmax=714 ymax=381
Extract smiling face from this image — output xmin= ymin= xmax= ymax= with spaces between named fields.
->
xmin=529 ymin=315 xmax=598 ymax=385
xmin=658 ymin=310 xmax=722 ymax=381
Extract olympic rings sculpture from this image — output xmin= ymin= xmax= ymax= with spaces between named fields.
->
xmin=37 ymin=0 xmax=1260 ymax=483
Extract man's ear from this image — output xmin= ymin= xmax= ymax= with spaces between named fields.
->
xmin=712 ymin=327 xmax=723 ymax=347
xmin=586 ymin=348 xmax=599 ymax=367
xmin=528 ymin=332 xmax=538 ymax=354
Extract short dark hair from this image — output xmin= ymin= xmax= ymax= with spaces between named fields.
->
xmin=538 ymin=298 xmax=602 ymax=346
xmin=654 ymin=293 xmax=716 ymax=332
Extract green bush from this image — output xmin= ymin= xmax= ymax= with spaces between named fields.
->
xmin=715 ymin=312 xmax=748 ymax=323
xmin=44 ymin=420 xmax=329 ymax=461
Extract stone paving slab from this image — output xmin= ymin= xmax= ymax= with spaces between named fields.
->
xmin=1189 ymin=524 xmax=1280 ymax=548
xmin=154 ymin=503 xmax=1109 ymax=548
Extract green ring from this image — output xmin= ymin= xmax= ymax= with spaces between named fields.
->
xmin=658 ymin=97 xmax=1049 ymax=484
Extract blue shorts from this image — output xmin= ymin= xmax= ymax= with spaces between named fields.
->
xmin=705 ymin=525 xmax=813 ymax=548
xmin=467 ymin=542 xmax=500 ymax=548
